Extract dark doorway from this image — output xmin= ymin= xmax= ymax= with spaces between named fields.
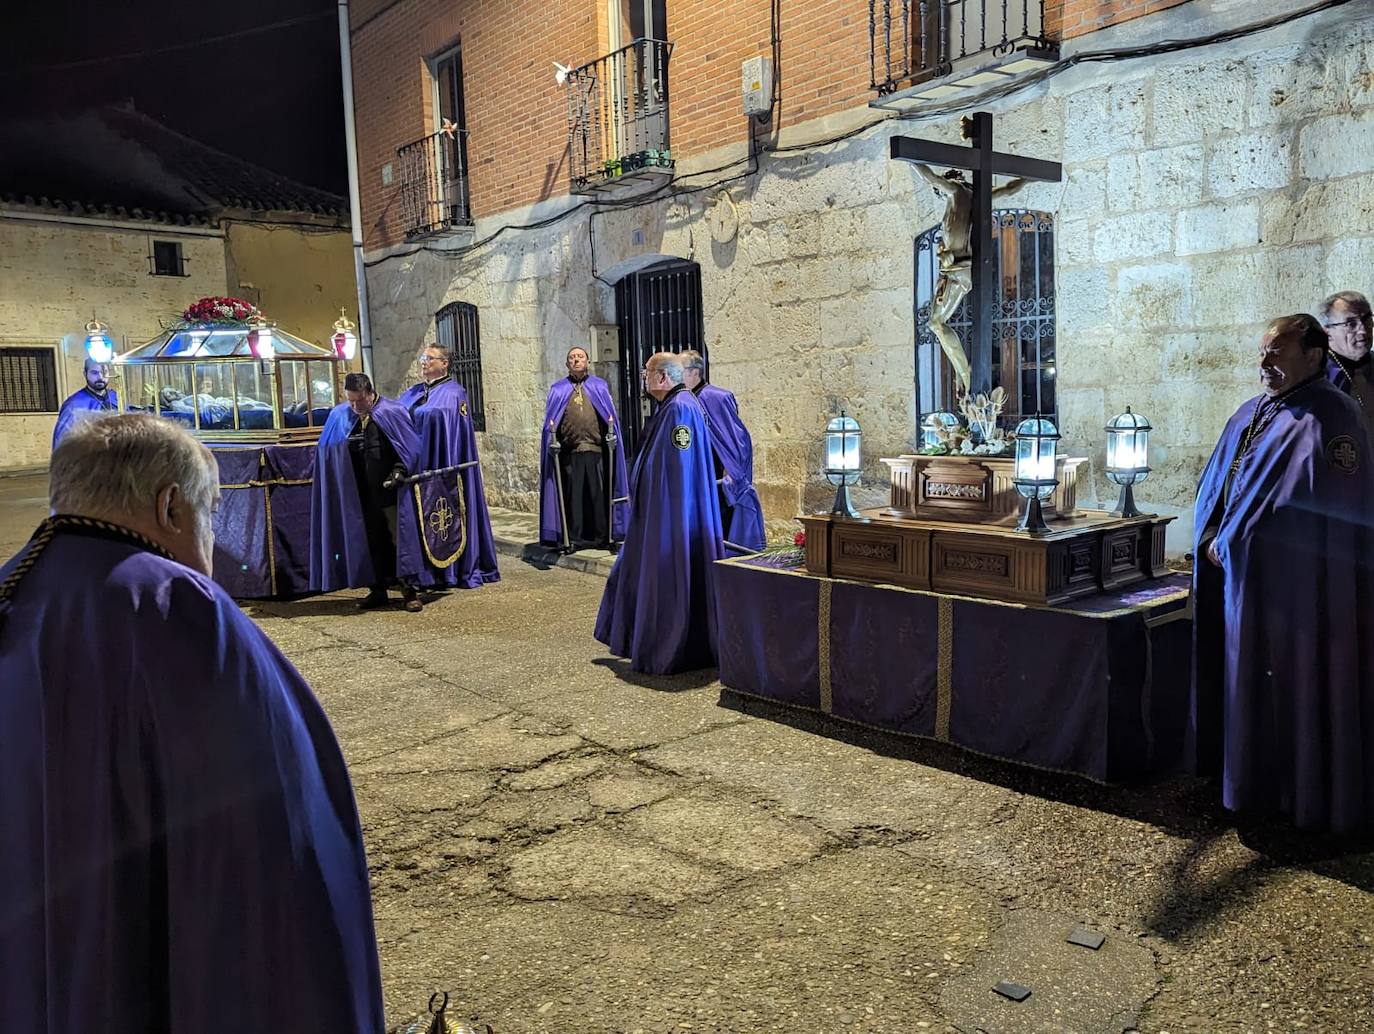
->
xmin=614 ymin=257 xmax=705 ymax=458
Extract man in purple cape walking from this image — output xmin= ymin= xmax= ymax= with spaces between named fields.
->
xmin=539 ymin=345 xmax=629 ymax=550
xmin=398 ymin=343 xmax=500 ymax=589
xmin=681 ymin=349 xmax=767 ymax=552
xmin=595 ymin=351 xmax=724 ymax=674
xmin=310 ymin=370 xmax=427 ymax=611
xmin=1 ymin=414 xmax=384 ymax=1032
xmin=51 ymin=357 xmax=119 ymax=447
xmin=1191 ymin=314 xmax=1374 ymax=835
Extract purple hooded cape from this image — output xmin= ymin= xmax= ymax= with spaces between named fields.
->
xmin=51 ymin=386 xmax=119 ymax=447
xmin=0 ymin=521 xmax=384 ymax=1031
xmin=397 ymin=378 xmax=500 ymax=589
xmin=594 ymin=385 xmax=724 ymax=674
xmin=308 ymin=397 xmax=424 ymax=592
xmin=694 ymin=382 xmax=766 ymax=552
xmin=538 ymin=374 xmax=629 ymax=545
xmin=1190 ymin=375 xmax=1374 ymax=834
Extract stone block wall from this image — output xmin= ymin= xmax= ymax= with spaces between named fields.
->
xmin=0 ymin=216 xmax=228 ymax=470
xmin=362 ymin=3 xmax=1374 ymax=553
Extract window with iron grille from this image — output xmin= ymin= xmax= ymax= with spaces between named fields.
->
xmin=914 ymin=209 xmax=1056 ymax=424
xmin=614 ymin=258 xmax=705 ymax=459
xmin=435 ymin=302 xmax=484 ymax=431
xmin=0 ymin=347 xmax=60 ymax=413
xmin=151 ymin=240 xmax=186 ymax=277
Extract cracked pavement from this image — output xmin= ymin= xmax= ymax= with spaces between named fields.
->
xmin=3 ymin=473 xmax=1373 ymax=1033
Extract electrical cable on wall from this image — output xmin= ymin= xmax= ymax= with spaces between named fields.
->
xmin=364 ymin=0 xmax=1357 ymax=271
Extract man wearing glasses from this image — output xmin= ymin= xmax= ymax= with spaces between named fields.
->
xmin=1320 ymin=290 xmax=1374 ymax=419
xmin=594 ymin=352 xmax=724 ymax=674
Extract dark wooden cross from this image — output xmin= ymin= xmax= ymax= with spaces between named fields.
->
xmin=891 ymin=112 xmax=1063 ymax=399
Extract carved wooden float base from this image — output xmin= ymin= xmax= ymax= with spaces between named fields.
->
xmin=798 ymin=507 xmax=1174 ymax=606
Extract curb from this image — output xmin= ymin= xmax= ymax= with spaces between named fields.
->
xmin=490 ymin=534 xmax=615 ymax=580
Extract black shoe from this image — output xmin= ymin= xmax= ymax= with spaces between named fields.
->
xmin=358 ymin=588 xmax=389 ymax=610
xmin=401 ymin=586 xmax=423 ymax=613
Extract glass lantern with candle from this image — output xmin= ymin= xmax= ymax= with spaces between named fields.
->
xmin=1105 ymin=406 xmax=1152 ymax=518
xmin=84 ymin=317 xmax=115 ymax=364
xmin=331 ymin=309 xmax=359 ymax=361
xmin=919 ymin=410 xmax=960 ymax=453
xmin=823 ymin=411 xmax=862 ymax=518
xmin=1011 ymin=414 xmax=1060 ymax=533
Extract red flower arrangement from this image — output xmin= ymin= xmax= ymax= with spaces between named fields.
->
xmin=793 ymin=530 xmax=806 ymax=547
xmin=181 ymin=296 xmax=259 ymax=325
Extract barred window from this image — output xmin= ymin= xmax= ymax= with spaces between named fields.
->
xmin=0 ymin=347 xmax=60 ymax=413
xmin=915 ymin=209 xmax=1056 ymax=424
xmin=435 ymin=301 xmax=484 ymax=431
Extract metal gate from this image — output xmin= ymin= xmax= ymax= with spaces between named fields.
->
xmin=914 ymin=208 xmax=1056 ymax=425
xmin=614 ymin=258 xmax=705 ymax=458
xmin=435 ymin=301 xmax=485 ymax=431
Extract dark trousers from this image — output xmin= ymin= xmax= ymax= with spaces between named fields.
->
xmin=561 ymin=450 xmax=608 ymax=547
xmin=359 ymin=501 xmax=398 ymax=590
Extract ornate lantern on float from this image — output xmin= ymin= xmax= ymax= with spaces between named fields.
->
xmin=823 ymin=410 xmax=863 ymax=519
xmin=920 ymin=410 xmax=960 ymax=451
xmin=331 ymin=308 xmax=359 ymax=361
xmin=1105 ymin=406 xmax=1152 ymax=518
xmin=83 ymin=317 xmax=115 ymax=364
xmin=246 ymin=316 xmax=275 ymax=360
xmin=1011 ymin=414 xmax=1060 ymax=533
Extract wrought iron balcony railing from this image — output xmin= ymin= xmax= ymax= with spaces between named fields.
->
xmin=870 ymin=0 xmax=1058 ymax=102
xmin=396 ymin=128 xmax=472 ymax=238
xmin=566 ymin=38 xmax=674 ymax=193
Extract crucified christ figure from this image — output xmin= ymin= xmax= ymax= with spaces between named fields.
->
xmin=915 ymin=165 xmax=1027 ymax=397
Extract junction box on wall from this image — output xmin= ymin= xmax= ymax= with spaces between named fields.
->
xmin=741 ymin=56 xmax=773 ymax=117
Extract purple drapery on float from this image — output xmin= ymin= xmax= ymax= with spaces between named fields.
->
xmin=308 ymin=398 xmax=424 ymax=592
xmin=538 ymin=374 xmax=629 ymax=545
xmin=51 ymin=387 xmax=119 ymax=448
xmin=0 ymin=524 xmax=384 ymax=1032
xmin=211 ymin=443 xmax=316 ymax=598
xmin=1191 ymin=376 xmax=1374 ymax=834
xmin=595 ymin=385 xmax=724 ymax=674
xmin=694 ymin=382 xmax=766 ymax=552
xmin=396 ymin=377 xmax=500 ymax=589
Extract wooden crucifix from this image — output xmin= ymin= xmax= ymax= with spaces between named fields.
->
xmin=891 ymin=112 xmax=1062 ymax=401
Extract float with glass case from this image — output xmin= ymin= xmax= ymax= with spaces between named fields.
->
xmin=114 ymin=297 xmax=343 ymax=443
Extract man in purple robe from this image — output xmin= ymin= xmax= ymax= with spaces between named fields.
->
xmin=0 ymin=414 xmax=384 ymax=1032
xmin=595 ymin=351 xmax=724 ymax=674
xmin=1319 ymin=290 xmax=1374 ymax=422
xmin=309 ymin=371 xmax=426 ymax=612
xmin=397 ymin=343 xmax=500 ymax=589
xmin=51 ymin=358 xmax=118 ymax=447
xmin=539 ymin=346 xmax=629 ymax=550
xmin=1191 ymin=314 xmax=1374 ymax=835
xmin=681 ymin=349 xmax=767 ymax=552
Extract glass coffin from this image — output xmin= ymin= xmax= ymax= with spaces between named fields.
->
xmin=115 ymin=326 xmax=343 ymax=442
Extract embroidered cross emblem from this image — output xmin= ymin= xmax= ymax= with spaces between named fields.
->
xmin=1328 ymin=435 xmax=1360 ymax=475
xmin=428 ymin=497 xmax=456 ymax=540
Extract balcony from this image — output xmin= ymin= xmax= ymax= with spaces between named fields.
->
xmin=566 ymin=38 xmax=673 ymax=194
xmin=396 ymin=128 xmax=472 ymax=238
xmin=869 ymin=0 xmax=1059 ymax=109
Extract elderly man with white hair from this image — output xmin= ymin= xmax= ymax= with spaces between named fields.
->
xmin=0 ymin=414 xmax=384 ymax=1032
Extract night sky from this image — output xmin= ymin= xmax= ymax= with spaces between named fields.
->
xmin=1 ymin=0 xmax=348 ymax=196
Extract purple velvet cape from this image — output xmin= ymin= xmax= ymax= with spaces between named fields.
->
xmin=397 ymin=378 xmax=500 ymax=589
xmin=594 ymin=385 xmax=724 ymax=674
xmin=1190 ymin=376 xmax=1374 ymax=833
xmin=538 ymin=375 xmax=629 ymax=545
xmin=308 ymin=397 xmax=424 ymax=592
xmin=0 ymin=527 xmax=384 ymax=1031
xmin=51 ymin=386 xmax=119 ymax=448
xmin=694 ymin=382 xmax=766 ymax=552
